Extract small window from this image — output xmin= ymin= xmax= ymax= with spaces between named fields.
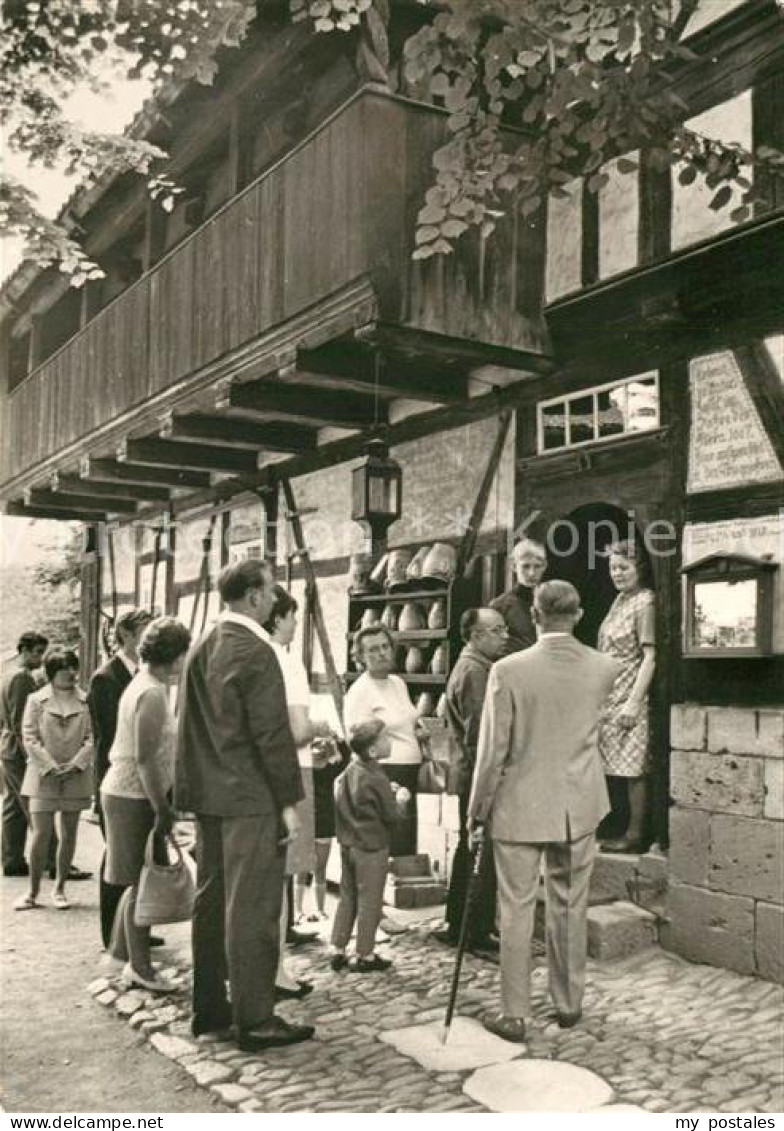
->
xmin=537 ymin=372 xmax=659 ymax=453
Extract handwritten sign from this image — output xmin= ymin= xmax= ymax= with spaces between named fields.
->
xmin=687 ymin=352 xmax=782 ymax=494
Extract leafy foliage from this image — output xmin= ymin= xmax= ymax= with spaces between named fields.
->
xmin=2 ymin=0 xmax=783 ymax=280
xmin=1 ymin=0 xmax=255 ymax=282
xmin=0 ymin=522 xmax=82 ymax=656
xmin=397 ymin=0 xmax=784 ymax=258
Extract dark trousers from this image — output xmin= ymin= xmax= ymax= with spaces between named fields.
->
xmin=445 ymin=790 xmax=497 ymax=942
xmin=381 ymin=764 xmax=418 ymax=857
xmin=331 ymin=845 xmax=388 ymax=957
xmin=1 ymin=755 xmax=56 ymax=871
xmin=193 ymin=813 xmax=285 ymax=1031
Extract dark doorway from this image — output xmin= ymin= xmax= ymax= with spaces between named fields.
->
xmin=548 ymin=503 xmax=645 ymax=646
xmin=548 ymin=503 xmax=652 ymax=840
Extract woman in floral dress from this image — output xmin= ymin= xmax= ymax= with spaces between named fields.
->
xmin=598 ymin=540 xmax=656 ymax=854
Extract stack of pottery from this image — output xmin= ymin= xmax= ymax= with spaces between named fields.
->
xmin=380 ymin=604 xmax=399 ymax=631
xmin=427 ymin=598 xmax=446 ymax=629
xmin=398 ymin=602 xmax=426 ymax=631
xmin=430 ymin=643 xmax=448 ymax=675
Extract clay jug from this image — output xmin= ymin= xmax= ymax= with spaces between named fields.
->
xmin=428 ymin=599 xmax=447 ymax=629
xmin=360 ymin=607 xmax=381 ymax=629
xmin=398 ymin=602 xmax=426 ymax=632
xmin=406 ymin=544 xmax=431 ymax=583
xmin=380 ymin=604 xmax=399 ymax=631
xmin=430 ymin=642 xmax=448 ymax=675
xmin=416 ymin=691 xmax=437 ymax=717
xmin=386 ymin=548 xmax=413 ymax=591
xmin=405 ymin=646 xmax=426 ymax=674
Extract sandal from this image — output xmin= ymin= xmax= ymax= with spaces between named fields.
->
xmin=13 ymin=893 xmax=39 ymax=911
xmin=51 ymin=891 xmax=71 ymax=910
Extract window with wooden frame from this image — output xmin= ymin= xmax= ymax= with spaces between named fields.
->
xmin=537 ymin=372 xmax=660 ymax=453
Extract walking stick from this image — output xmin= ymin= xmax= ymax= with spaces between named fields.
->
xmin=440 ymin=833 xmax=486 ymax=1046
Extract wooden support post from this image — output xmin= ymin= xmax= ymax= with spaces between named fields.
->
xmin=279 ymin=475 xmax=344 ymax=721
xmin=455 ymin=407 xmax=514 ymax=580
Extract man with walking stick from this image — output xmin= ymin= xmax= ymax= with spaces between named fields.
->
xmin=468 ymin=581 xmax=619 ymax=1042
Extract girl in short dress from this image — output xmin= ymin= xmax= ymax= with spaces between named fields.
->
xmin=598 ymin=540 xmax=656 ymax=854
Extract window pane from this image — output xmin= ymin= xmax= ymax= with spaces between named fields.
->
xmin=624 ymin=376 xmax=659 ymax=432
xmin=597 ymin=388 xmax=625 ymax=439
xmin=568 ymin=395 xmax=595 ymax=445
xmin=541 ymin=402 xmax=566 ymax=450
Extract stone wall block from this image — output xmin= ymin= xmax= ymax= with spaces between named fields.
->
xmin=668 ymin=807 xmax=710 ymax=887
xmin=670 ymin=750 xmax=764 ymax=817
xmin=756 ymin=711 xmax=784 ymax=759
xmin=755 ymin=902 xmax=784 ymax=984
xmin=671 ymin=704 xmax=707 ymax=751
xmin=764 ymin=760 xmax=784 ymax=821
xmin=662 ymin=882 xmax=755 ymax=975
xmin=707 ymin=706 xmax=784 ymax=756
xmin=709 ymin=814 xmax=784 ymax=903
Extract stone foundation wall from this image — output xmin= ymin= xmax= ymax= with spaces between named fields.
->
xmin=662 ymin=705 xmax=784 ymax=983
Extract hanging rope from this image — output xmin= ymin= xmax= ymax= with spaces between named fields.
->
xmin=200 ymin=515 xmax=216 ymax=636
xmin=149 ymin=525 xmax=163 ymax=615
xmin=101 ymin=526 xmax=119 ymax=656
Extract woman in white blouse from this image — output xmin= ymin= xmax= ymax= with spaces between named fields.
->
xmin=264 ymin=586 xmax=332 ymax=998
xmin=101 ymin=617 xmax=191 ymax=993
xmin=343 ymin=624 xmax=422 ymax=856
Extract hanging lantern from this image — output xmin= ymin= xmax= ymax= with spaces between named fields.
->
xmin=351 ymin=437 xmax=402 ymax=549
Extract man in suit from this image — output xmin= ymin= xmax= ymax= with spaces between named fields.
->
xmin=176 ymin=559 xmax=314 ymax=1051
xmin=490 ymin=536 xmax=547 ymax=655
xmin=469 ymin=580 xmax=620 ymax=1041
xmin=432 ymin=607 xmax=508 ymax=952
xmin=1 ymin=632 xmax=48 ymax=875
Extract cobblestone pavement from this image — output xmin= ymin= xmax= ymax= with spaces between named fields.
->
xmin=89 ymin=922 xmax=784 ymax=1114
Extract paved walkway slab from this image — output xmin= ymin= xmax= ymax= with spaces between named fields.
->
xmin=380 ymin=1016 xmax=527 ymax=1072
xmin=465 ymin=1060 xmax=614 ymax=1113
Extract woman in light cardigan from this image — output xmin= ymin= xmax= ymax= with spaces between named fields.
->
xmin=16 ymin=648 xmax=93 ymax=911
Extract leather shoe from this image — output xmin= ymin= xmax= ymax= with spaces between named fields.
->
xmin=555 ymin=1010 xmax=582 ymax=1029
xmin=149 ymin=935 xmax=166 ymax=948
xmin=48 ymin=865 xmax=93 ymax=881
xmin=274 ymin=980 xmax=313 ymax=1001
xmin=286 ymin=926 xmax=320 ymax=947
xmin=3 ymin=863 xmax=29 ymax=877
xmin=192 ymin=1010 xmax=233 ymax=1038
xmin=600 ymin=837 xmax=644 ymax=855
xmin=480 ymin=1010 xmax=526 ymax=1043
xmin=238 ymin=1015 xmax=314 ymax=1052
xmin=430 ymin=927 xmax=458 ymax=947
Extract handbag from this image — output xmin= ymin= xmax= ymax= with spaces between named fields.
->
xmin=135 ymin=830 xmax=196 ymax=927
xmin=416 ymin=735 xmax=448 ymax=795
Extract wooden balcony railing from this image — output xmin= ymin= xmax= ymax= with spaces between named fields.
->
xmin=1 ymin=88 xmax=547 ymax=490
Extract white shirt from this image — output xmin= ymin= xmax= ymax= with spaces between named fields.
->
xmin=270 ymin=640 xmax=313 ymax=768
xmin=220 ymin=610 xmax=272 ymax=645
xmin=343 ymin=672 xmax=421 ymax=765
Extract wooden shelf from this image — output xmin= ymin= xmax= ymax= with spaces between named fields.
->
xmin=346 ymin=629 xmax=447 ymax=642
xmin=348 ymin=587 xmax=449 ymax=605
xmin=344 ymin=672 xmax=446 ymax=686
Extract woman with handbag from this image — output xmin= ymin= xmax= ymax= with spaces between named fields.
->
xmin=101 ymin=617 xmax=191 ymax=993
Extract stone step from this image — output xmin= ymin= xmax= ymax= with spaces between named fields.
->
xmin=389 ymin=853 xmax=432 ymax=879
xmin=535 ymin=899 xmax=658 ymax=960
xmin=387 ymin=881 xmax=447 ymax=909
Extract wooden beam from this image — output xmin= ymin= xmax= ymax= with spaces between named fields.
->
xmin=370 ymin=322 xmax=556 ymax=376
xmin=171 ymin=369 xmax=564 ymax=518
xmin=732 ymin=343 xmax=784 ymax=468
xmin=294 ymin=347 xmax=469 ymax=403
xmin=52 ymin=472 xmax=171 ymax=504
xmin=26 ymin=488 xmax=138 ymax=515
xmin=81 ymin=456 xmax=210 ymax=490
xmin=161 ymin=412 xmax=316 ymax=453
xmin=6 ymin=501 xmax=108 ymax=522
xmin=120 ymin=437 xmax=260 ymax=475
xmin=219 ymin=380 xmax=383 ymax=429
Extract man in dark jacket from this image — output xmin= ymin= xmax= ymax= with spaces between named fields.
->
xmin=88 ymin=608 xmax=152 ymax=946
xmin=432 ymin=607 xmax=508 ymax=951
xmin=176 ymin=559 xmax=313 ymax=1052
xmin=1 ymin=632 xmax=48 ymax=875
xmin=490 ymin=537 xmax=547 ymax=654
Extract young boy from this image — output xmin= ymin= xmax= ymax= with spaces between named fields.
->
xmin=329 ymin=719 xmax=409 ymax=973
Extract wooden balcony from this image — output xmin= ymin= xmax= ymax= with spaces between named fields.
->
xmin=1 ymin=87 xmax=551 ymax=509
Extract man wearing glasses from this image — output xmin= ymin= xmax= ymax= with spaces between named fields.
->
xmin=432 ymin=608 xmax=508 ymax=952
